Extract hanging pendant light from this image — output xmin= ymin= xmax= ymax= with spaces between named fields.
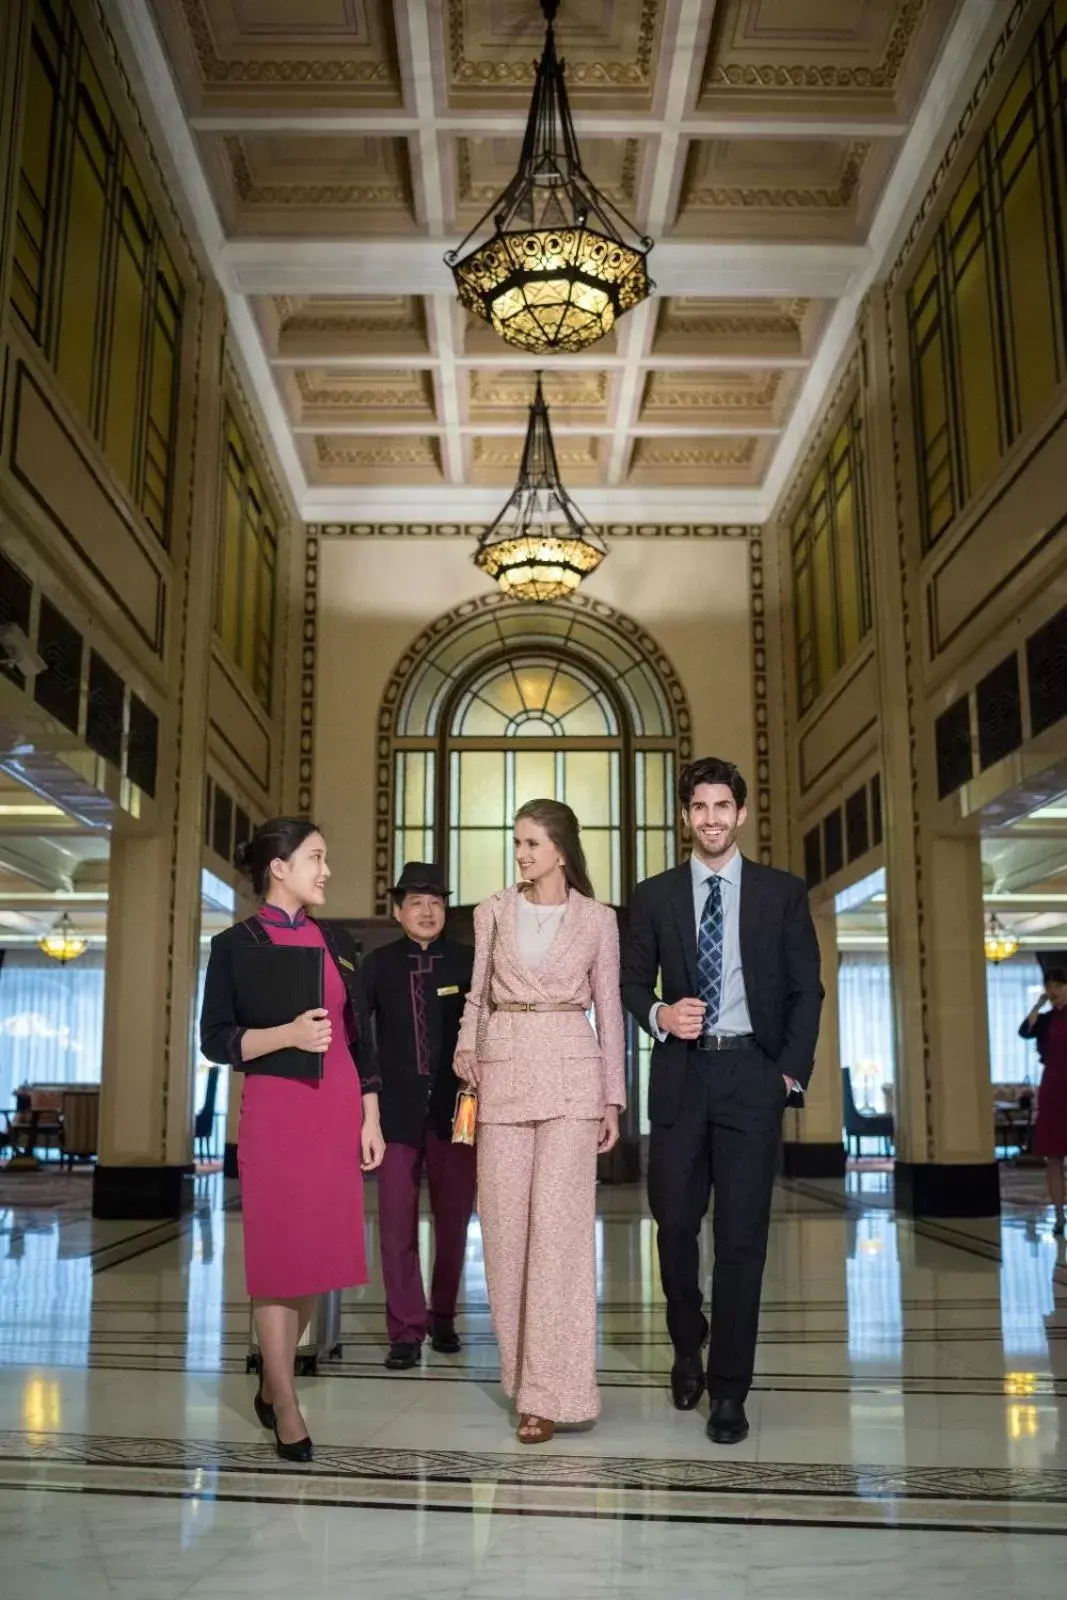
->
xmin=38 ymin=911 xmax=88 ymax=963
xmin=445 ymin=0 xmax=654 ymax=354
xmin=474 ymin=375 xmax=606 ymax=601
xmin=983 ymin=913 xmax=1020 ymax=964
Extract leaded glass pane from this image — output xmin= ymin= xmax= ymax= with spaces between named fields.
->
xmin=562 ymin=750 xmax=613 ymax=826
xmin=514 ymin=749 xmax=557 ymax=807
xmin=558 ymin=696 xmax=615 ymax=735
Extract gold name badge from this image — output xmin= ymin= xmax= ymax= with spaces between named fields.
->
xmin=338 ymin=956 xmax=355 ymax=971
xmin=437 ymin=984 xmax=460 ymax=996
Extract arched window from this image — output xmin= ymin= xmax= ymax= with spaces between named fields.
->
xmin=379 ymin=595 xmax=691 ymax=911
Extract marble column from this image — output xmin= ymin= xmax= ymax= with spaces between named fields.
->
xmin=782 ymin=899 xmax=846 ymax=1177
xmin=861 ymin=293 xmax=997 ymax=1217
xmin=93 ymin=289 xmax=226 ymax=1218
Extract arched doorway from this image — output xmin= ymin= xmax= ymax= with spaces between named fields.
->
xmin=375 ymin=593 xmax=692 ymax=913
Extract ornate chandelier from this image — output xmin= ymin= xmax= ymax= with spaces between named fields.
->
xmin=38 ymin=911 xmax=88 ymax=963
xmin=474 ymin=375 xmax=606 ymax=602
xmin=444 ymin=0 xmax=654 ymax=355
xmin=983 ymin=913 xmax=1020 ymax=964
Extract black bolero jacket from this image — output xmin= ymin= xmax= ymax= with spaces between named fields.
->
xmin=1019 ymin=1007 xmax=1062 ymax=1068
xmin=200 ymin=915 xmax=380 ymax=1089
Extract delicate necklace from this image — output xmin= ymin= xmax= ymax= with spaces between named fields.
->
xmin=525 ymin=892 xmax=566 ymax=936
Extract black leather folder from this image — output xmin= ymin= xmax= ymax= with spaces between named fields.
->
xmin=230 ymin=943 xmax=326 ymax=1077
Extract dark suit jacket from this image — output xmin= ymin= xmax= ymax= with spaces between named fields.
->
xmin=360 ymin=934 xmax=474 ymax=1143
xmin=200 ymin=916 xmax=380 ymax=1089
xmin=620 ymin=857 xmax=823 ymax=1127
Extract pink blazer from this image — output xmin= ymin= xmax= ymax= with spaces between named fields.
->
xmin=457 ymin=884 xmax=626 ymax=1125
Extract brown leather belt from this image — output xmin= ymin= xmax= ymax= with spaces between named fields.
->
xmin=494 ymin=1002 xmax=587 ymax=1013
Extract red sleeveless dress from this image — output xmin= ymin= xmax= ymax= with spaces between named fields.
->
xmin=237 ymin=905 xmax=368 ymax=1297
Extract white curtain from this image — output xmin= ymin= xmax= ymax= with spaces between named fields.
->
xmin=0 ymin=949 xmax=105 ymax=1110
xmin=838 ymin=953 xmax=895 ymax=1106
xmin=0 ymin=949 xmax=227 ymax=1130
xmin=838 ymin=951 xmax=1047 ymax=1096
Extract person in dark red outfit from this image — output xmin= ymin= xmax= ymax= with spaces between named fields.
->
xmin=201 ymin=819 xmax=385 ymax=1460
xmin=1020 ymin=967 xmax=1067 ymax=1236
xmin=360 ymin=863 xmax=475 ymax=1370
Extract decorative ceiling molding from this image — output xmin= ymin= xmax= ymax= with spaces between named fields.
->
xmin=175 ymin=0 xmax=396 ymax=90
xmin=702 ymin=0 xmax=927 ymax=96
xmin=306 ymin=522 xmax=757 ymax=540
xmin=683 ymin=141 xmax=871 ymax=211
xmin=446 ymin=0 xmax=662 ymax=92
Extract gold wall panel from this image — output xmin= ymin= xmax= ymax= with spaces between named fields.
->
xmin=8 ymin=363 xmax=165 ymax=654
xmin=208 ymin=655 xmax=272 ymax=795
xmin=798 ymin=651 xmax=879 ymax=795
xmin=926 ymin=406 xmax=1067 ymax=659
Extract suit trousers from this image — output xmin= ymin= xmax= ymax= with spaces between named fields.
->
xmin=478 ymin=1117 xmax=601 ymax=1423
xmin=647 ymin=1046 xmax=785 ymax=1402
xmin=377 ymin=1129 xmax=476 ymax=1344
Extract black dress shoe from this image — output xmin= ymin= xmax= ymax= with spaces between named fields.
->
xmin=273 ymin=1425 xmax=314 ymax=1463
xmin=384 ymin=1340 xmax=422 ymax=1370
xmin=706 ymin=1398 xmax=749 ymax=1445
xmin=252 ymin=1381 xmax=276 ymax=1431
xmin=429 ymin=1321 xmax=461 ymax=1355
xmin=669 ymin=1351 xmax=705 ymax=1411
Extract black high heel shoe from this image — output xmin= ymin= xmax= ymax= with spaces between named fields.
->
xmin=273 ymin=1423 xmax=314 ymax=1463
xmin=253 ymin=1381 xmax=276 ymax=1431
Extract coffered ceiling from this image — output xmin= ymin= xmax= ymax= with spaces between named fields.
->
xmin=118 ymin=0 xmax=1001 ymax=521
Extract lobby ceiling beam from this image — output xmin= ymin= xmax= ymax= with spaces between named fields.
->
xmin=290 ymin=423 xmax=784 ymax=438
xmin=221 ymin=239 xmax=870 ymax=302
xmin=188 ymin=114 xmax=911 ymax=140
xmin=268 ymin=354 xmax=813 ymax=371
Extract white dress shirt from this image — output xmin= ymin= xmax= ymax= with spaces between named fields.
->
xmin=651 ymin=851 xmax=752 ymax=1040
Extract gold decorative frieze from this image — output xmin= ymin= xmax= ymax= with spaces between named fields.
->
xmin=220 ymin=135 xmax=412 ymax=210
xmin=314 ymin=436 xmax=441 ymax=469
xmin=681 ymin=139 xmax=871 ymax=212
xmin=643 ymin=370 xmax=784 ymax=412
xmin=455 ymin=137 xmax=640 ymax=212
xmin=445 ymin=0 xmax=664 ymax=107
xmin=700 ymin=0 xmax=944 ymax=104
xmin=157 ymin=0 xmax=402 ymax=106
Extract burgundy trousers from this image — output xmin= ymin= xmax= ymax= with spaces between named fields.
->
xmin=377 ymin=1129 xmax=476 ymax=1344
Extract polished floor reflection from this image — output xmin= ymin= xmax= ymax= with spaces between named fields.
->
xmin=0 ymin=1169 xmax=1065 ymax=1597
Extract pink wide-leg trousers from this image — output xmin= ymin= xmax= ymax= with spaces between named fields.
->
xmin=477 ymin=1117 xmax=601 ymax=1423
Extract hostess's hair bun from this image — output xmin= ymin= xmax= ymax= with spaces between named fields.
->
xmin=233 ymin=838 xmax=253 ymax=875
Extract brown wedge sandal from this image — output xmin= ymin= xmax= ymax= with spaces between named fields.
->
xmin=517 ymin=1414 xmax=555 ymax=1445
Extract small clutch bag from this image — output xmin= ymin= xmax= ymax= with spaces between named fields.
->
xmin=452 ymin=1088 xmax=477 ymax=1146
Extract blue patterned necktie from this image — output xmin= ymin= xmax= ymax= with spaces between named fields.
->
xmin=697 ymin=875 xmax=724 ymax=1033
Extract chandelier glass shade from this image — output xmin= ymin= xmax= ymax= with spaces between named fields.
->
xmin=38 ymin=912 xmax=88 ymax=963
xmin=444 ymin=2 xmax=653 ymax=355
xmin=474 ymin=375 xmax=606 ymax=602
xmin=983 ymin=913 xmax=1020 ymax=964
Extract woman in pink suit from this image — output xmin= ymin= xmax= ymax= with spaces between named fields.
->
xmin=455 ymin=799 xmax=625 ymax=1444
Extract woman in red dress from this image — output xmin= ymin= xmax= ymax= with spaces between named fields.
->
xmin=201 ymin=819 xmax=385 ymax=1460
xmin=1019 ymin=966 xmax=1067 ymax=1236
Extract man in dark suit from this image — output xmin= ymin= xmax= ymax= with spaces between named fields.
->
xmin=360 ymin=863 xmax=475 ymax=1370
xmin=621 ymin=757 xmax=822 ymax=1444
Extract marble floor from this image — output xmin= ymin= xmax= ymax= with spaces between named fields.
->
xmin=1 ymin=1168 xmax=1065 ymax=1597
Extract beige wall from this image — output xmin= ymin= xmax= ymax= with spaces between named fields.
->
xmin=314 ymin=535 xmax=754 ymax=916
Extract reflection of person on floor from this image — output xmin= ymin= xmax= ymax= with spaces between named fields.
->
xmin=454 ymin=800 xmax=625 ymax=1446
xmin=621 ymin=757 xmax=822 ymax=1447
xmin=1019 ymin=968 xmax=1067 ymax=1236
xmin=200 ymin=818 xmax=385 ymax=1463
xmin=360 ymin=863 xmax=476 ymax=1370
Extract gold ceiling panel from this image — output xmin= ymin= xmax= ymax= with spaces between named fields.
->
xmin=149 ymin=0 xmax=403 ymax=113
xmin=699 ymin=0 xmax=957 ymax=117
xmin=444 ymin=0 xmax=667 ymax=111
xmin=468 ymin=369 xmax=611 ymax=426
xmin=285 ymin=368 xmax=437 ymax=426
xmin=453 ymin=137 xmax=644 ymax=225
xmin=203 ymin=134 xmax=417 ymax=235
xmin=653 ymin=297 xmax=827 ymax=358
xmin=470 ymin=434 xmax=602 ymax=487
xmin=676 ymin=138 xmax=894 ymax=241
xmin=629 ymin=435 xmax=772 ymax=486
xmin=307 ymin=434 xmax=443 ymax=484
xmin=259 ymin=296 xmax=430 ymax=358
xmin=641 ymin=368 xmax=799 ymax=427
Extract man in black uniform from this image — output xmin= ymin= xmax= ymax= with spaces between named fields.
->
xmin=361 ymin=863 xmax=475 ymax=1369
